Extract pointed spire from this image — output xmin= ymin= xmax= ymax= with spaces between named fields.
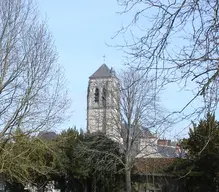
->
xmin=90 ymin=64 xmax=114 ymax=79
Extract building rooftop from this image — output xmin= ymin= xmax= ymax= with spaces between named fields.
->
xmin=38 ymin=131 xmax=57 ymax=141
xmin=89 ymin=64 xmax=116 ymax=79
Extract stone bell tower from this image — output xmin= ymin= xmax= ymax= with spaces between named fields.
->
xmin=87 ymin=64 xmax=120 ymax=140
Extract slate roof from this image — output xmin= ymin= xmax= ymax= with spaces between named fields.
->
xmin=157 ymin=146 xmax=177 ymax=158
xmin=89 ymin=64 xmax=115 ymax=79
xmin=141 ymin=126 xmax=153 ymax=137
xmin=121 ymin=124 xmax=154 ymax=139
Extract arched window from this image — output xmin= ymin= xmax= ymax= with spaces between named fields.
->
xmin=94 ymin=88 xmax=99 ymax=103
xmin=102 ymin=87 xmax=107 ymax=106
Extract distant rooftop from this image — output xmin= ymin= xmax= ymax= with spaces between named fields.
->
xmin=89 ymin=64 xmax=116 ymax=79
xmin=38 ymin=131 xmax=57 ymax=141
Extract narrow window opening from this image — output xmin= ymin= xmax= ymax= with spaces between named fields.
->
xmin=102 ymin=87 xmax=107 ymax=106
xmin=94 ymin=88 xmax=99 ymax=103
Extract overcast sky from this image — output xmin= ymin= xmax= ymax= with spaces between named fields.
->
xmin=38 ymin=0 xmax=197 ymax=139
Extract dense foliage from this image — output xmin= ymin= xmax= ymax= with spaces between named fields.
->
xmin=53 ymin=130 xmax=124 ymax=192
xmin=7 ymin=114 xmax=219 ymax=192
xmin=0 ymin=128 xmax=124 ymax=191
xmin=169 ymin=113 xmax=219 ymax=192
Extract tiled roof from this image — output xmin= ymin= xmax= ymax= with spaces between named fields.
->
xmin=133 ymin=158 xmax=175 ymax=174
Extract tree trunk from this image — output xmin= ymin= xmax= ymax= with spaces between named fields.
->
xmin=83 ymin=180 xmax=87 ymax=192
xmin=125 ymin=168 xmax=132 ymax=192
xmin=57 ymin=176 xmax=66 ymax=192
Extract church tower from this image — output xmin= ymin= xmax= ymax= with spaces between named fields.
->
xmin=87 ymin=64 xmax=120 ymax=140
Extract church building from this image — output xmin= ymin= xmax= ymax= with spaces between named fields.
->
xmin=87 ymin=64 xmax=179 ymax=158
xmin=87 ymin=64 xmax=121 ymax=141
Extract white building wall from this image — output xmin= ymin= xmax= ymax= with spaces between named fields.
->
xmin=136 ymin=137 xmax=162 ymax=158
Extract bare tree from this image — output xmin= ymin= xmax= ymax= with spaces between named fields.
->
xmin=0 ymin=0 xmax=69 ymax=182
xmin=115 ymin=69 xmax=169 ymax=192
xmin=115 ymin=0 xmax=219 ymax=120
xmin=86 ymin=65 xmax=170 ymax=191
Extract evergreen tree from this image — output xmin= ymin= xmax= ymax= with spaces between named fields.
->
xmin=170 ymin=113 xmax=219 ymax=191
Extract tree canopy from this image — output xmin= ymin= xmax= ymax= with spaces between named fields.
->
xmin=52 ymin=129 xmax=124 ymax=192
xmin=0 ymin=0 xmax=69 ymax=183
xmin=169 ymin=113 xmax=219 ymax=191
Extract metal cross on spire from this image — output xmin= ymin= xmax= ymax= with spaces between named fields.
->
xmin=103 ymin=54 xmax=106 ymax=63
